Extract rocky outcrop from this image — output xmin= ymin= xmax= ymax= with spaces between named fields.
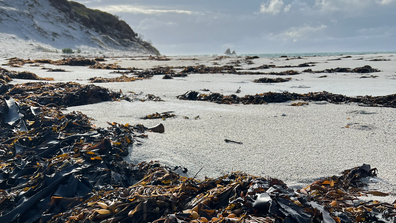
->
xmin=224 ymin=48 xmax=236 ymax=56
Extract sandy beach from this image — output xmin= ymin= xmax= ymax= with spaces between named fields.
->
xmin=1 ymin=53 xmax=395 ymax=191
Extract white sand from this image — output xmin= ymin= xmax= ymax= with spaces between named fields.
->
xmin=1 ymin=53 xmax=396 ymax=199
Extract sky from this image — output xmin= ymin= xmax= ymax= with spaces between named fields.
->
xmin=72 ymin=0 xmax=396 ymax=55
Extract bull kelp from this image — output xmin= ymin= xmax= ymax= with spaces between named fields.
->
xmin=0 ymin=82 xmax=395 ymax=222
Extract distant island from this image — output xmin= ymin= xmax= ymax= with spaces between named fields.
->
xmin=224 ymin=48 xmax=236 ymax=56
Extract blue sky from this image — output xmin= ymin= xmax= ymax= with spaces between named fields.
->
xmin=73 ymin=0 xmax=396 ymax=55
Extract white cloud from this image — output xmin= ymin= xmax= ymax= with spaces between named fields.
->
xmin=222 ymin=43 xmax=235 ymax=49
xmin=137 ymin=18 xmax=178 ymax=30
xmin=314 ymin=0 xmax=373 ymax=14
xmin=376 ymin=0 xmax=396 ymax=4
xmin=78 ymin=0 xmax=102 ymax=3
xmin=260 ymin=0 xmax=285 ymax=15
xmin=274 ymin=24 xmax=327 ymax=42
xmin=284 ymin=4 xmax=291 ymax=12
xmin=93 ymin=5 xmax=195 ymax=15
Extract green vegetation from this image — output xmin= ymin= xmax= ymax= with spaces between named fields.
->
xmin=62 ymin=47 xmax=74 ymax=54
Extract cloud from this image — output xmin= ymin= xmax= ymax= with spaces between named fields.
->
xmin=274 ymin=24 xmax=327 ymax=42
xmin=314 ymin=0 xmax=374 ymax=14
xmin=376 ymin=0 xmax=396 ymax=4
xmin=78 ymin=0 xmax=101 ymax=3
xmin=284 ymin=4 xmax=291 ymax=12
xmin=93 ymin=5 xmax=195 ymax=15
xmin=260 ymin=0 xmax=286 ymax=15
xmin=137 ymin=18 xmax=178 ymax=30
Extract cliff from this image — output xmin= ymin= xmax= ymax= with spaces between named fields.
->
xmin=0 ymin=0 xmax=160 ymax=56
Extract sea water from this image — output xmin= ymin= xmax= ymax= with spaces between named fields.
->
xmin=169 ymin=51 xmax=396 ymax=58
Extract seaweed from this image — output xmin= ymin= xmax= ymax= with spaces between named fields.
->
xmin=0 ymin=81 xmax=395 ymax=222
xmin=178 ymin=90 xmax=396 ymax=108
xmin=254 ymin=77 xmax=291 ymax=83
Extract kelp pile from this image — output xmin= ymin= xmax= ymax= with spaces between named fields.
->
xmin=249 ymin=63 xmax=315 ymax=70
xmin=0 ymin=81 xmax=395 ymax=222
xmin=7 ymin=58 xmax=96 ymax=67
xmin=0 ymin=82 xmax=151 ymax=222
xmin=89 ymin=75 xmax=144 ymax=83
xmin=135 ymin=67 xmax=175 ymax=78
xmin=3 ymin=82 xmax=132 ymax=107
xmin=0 ymin=68 xmax=54 ymax=83
xmin=181 ymin=65 xmax=237 ymax=74
xmin=141 ymin=112 xmax=175 ymax=120
xmin=303 ymin=65 xmax=380 ymax=74
xmin=254 ymin=77 xmax=291 ymax=83
xmin=178 ymin=90 xmax=396 ymax=108
xmin=89 ymin=63 xmax=132 ymax=70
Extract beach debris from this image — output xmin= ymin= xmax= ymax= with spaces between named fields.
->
xmin=254 ymin=77 xmax=291 ymax=83
xmin=249 ymin=63 xmax=315 ymax=70
xmin=248 ymin=64 xmax=276 ymax=70
xmin=172 ymin=73 xmax=188 ymax=78
xmin=147 ymin=123 xmax=165 ymax=133
xmin=242 ymin=70 xmax=301 ymax=75
xmin=4 ymin=82 xmax=132 ymax=107
xmin=46 ymin=68 xmax=66 ymax=72
xmin=291 ymin=102 xmax=309 ymax=106
xmin=214 ymin=56 xmax=230 ymax=60
xmin=304 ymin=65 xmax=380 ymax=74
xmin=178 ymin=58 xmax=198 ymax=61
xmin=0 ymin=68 xmax=53 ymax=81
xmin=140 ymin=94 xmax=164 ymax=102
xmin=7 ymin=71 xmax=54 ymax=81
xmin=54 ymin=58 xmax=97 ymax=66
xmin=290 ymin=85 xmax=311 ymax=88
xmin=89 ymin=75 xmax=144 ymax=83
xmin=89 ymin=62 xmax=132 ymax=70
xmin=6 ymin=57 xmax=97 ymax=67
xmin=0 ymin=87 xmax=152 ymax=222
xmin=141 ymin=112 xmax=175 ymax=120
xmin=178 ymin=90 xmax=396 ymax=108
xmin=49 ymin=164 xmax=395 ymax=223
xmin=148 ymin=55 xmax=171 ymax=61
xmin=0 ymin=80 xmax=395 ymax=222
xmin=246 ymin=56 xmax=260 ymax=60
xmin=181 ymin=65 xmax=237 ymax=74
xmin=162 ymin=74 xmax=173 ymax=79
xmin=224 ymin=139 xmax=243 ymax=144
xmin=94 ymin=57 xmax=106 ymax=61
xmin=369 ymin=58 xmax=390 ymax=61
xmin=134 ymin=67 xmax=175 ymax=78
xmin=0 ymin=68 xmax=13 ymax=83
xmin=360 ymin=75 xmax=379 ymax=78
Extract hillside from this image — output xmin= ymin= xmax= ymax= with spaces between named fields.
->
xmin=0 ymin=0 xmax=160 ymax=57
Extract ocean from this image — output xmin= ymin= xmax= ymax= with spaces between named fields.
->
xmin=170 ymin=51 xmax=396 ymax=58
